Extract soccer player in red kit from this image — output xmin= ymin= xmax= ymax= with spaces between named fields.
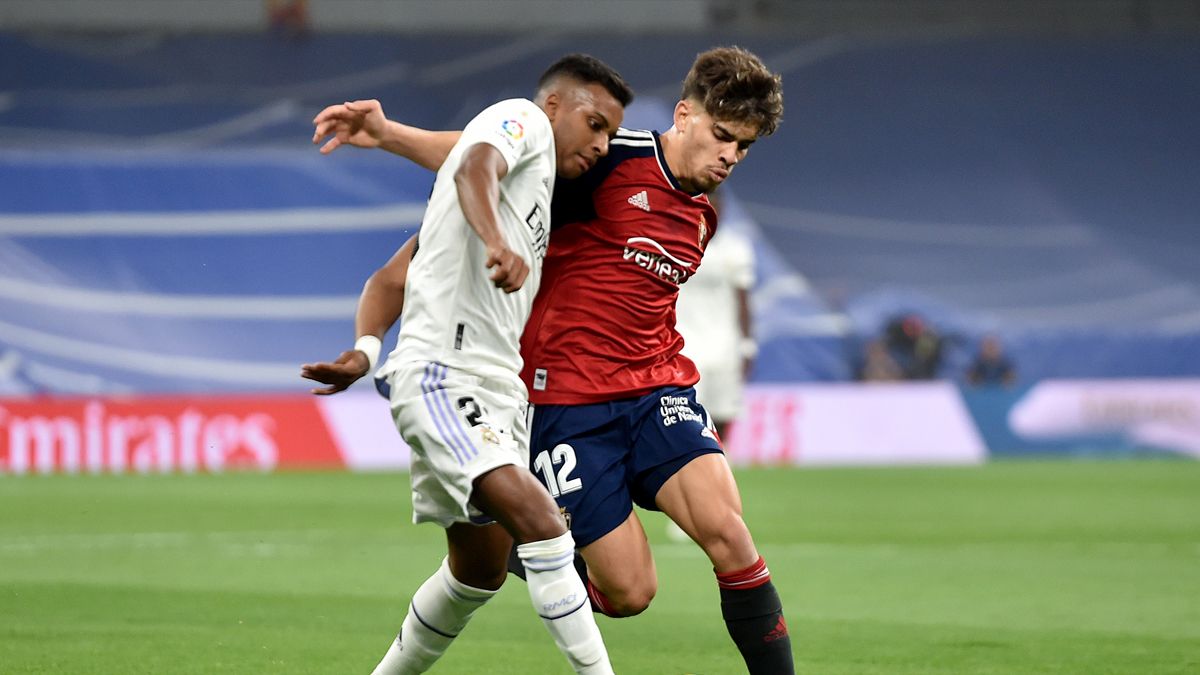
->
xmin=306 ymin=47 xmax=791 ymax=674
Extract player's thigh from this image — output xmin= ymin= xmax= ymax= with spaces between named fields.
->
xmin=579 ymin=510 xmax=657 ymax=615
xmin=471 ymin=463 xmax=565 ymax=543
xmin=655 ymin=452 xmax=758 ymax=572
xmin=529 ymin=403 xmax=635 ymax=548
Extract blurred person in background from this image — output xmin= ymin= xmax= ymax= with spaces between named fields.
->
xmin=674 ymin=189 xmax=757 ymax=440
xmin=966 ymin=334 xmax=1016 ymax=387
xmin=857 ymin=338 xmax=904 ymax=382
xmin=884 ymin=313 xmax=946 ymax=380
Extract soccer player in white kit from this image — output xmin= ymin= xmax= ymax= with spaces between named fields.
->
xmin=302 ymin=55 xmax=631 ymax=674
xmin=674 ymin=191 xmax=758 ymax=441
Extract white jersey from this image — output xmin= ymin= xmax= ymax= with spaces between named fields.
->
xmin=676 ymin=223 xmax=755 ymax=367
xmin=676 ymin=222 xmax=755 ymax=420
xmin=381 ymin=98 xmax=555 ymax=392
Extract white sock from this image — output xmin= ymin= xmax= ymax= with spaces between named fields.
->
xmin=372 ymin=557 xmax=498 ymax=675
xmin=517 ymin=532 xmax=613 ymax=674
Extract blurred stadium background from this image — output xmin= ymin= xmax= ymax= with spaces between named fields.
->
xmin=1 ymin=1 xmax=1198 ymax=673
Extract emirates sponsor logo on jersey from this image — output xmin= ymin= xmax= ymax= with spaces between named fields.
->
xmin=524 ymin=203 xmax=549 ymax=259
xmin=627 ymin=190 xmax=650 ymax=212
xmin=623 ymin=236 xmax=693 ymax=285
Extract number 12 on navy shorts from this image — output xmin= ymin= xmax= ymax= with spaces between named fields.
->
xmin=528 ymin=386 xmax=724 ymax=547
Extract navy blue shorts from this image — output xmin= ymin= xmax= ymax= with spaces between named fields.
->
xmin=528 ymin=386 xmax=724 ymax=547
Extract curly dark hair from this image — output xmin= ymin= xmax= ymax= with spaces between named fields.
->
xmin=537 ymin=53 xmax=635 ymax=108
xmin=680 ymin=46 xmax=783 ymax=136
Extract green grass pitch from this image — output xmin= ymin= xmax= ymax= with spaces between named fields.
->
xmin=2 ymin=460 xmax=1198 ymax=674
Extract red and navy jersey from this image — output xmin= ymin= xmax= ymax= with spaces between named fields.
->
xmin=520 ymin=128 xmax=717 ymax=405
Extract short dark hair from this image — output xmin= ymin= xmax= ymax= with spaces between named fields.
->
xmin=681 ymin=46 xmax=783 ymax=136
xmin=537 ymin=54 xmax=635 ymax=108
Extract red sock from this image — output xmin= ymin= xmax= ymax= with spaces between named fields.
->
xmin=586 ymin=579 xmax=618 ymax=617
xmin=716 ymin=556 xmax=771 ymax=590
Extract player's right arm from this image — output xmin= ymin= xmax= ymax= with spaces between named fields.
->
xmin=301 ymin=234 xmax=417 ymax=394
xmin=312 ymin=99 xmax=461 ymax=171
xmin=454 ymin=143 xmax=528 ymax=293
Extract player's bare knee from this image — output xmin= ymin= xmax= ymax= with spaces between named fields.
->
xmin=606 ymin=584 xmax=655 ymax=617
xmin=597 ymin=572 xmax=656 ymax=617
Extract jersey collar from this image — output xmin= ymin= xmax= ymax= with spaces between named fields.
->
xmin=652 ymin=130 xmax=704 ymax=198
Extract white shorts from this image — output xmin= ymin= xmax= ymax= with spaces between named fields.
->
xmin=387 ymin=361 xmax=530 ymax=528
xmin=692 ymin=359 xmax=745 ymax=423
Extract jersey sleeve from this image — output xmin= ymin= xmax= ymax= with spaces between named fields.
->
xmin=458 ymin=99 xmax=550 ymax=174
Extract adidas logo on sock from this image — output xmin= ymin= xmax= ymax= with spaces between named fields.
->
xmin=763 ymin=616 xmax=789 ymax=643
xmin=627 ymin=190 xmax=650 ymax=211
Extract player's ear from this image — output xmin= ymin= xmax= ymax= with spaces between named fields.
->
xmin=543 ymin=91 xmax=561 ymax=122
xmin=674 ymin=99 xmax=693 ymax=132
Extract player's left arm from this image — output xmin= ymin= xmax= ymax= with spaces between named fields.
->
xmin=454 ymin=143 xmax=528 ymax=293
xmin=301 ymin=234 xmax=417 ymax=394
xmin=312 ymin=99 xmax=460 ymax=171
xmin=378 ymin=124 xmax=461 ymax=172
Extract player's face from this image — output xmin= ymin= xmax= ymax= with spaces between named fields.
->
xmin=546 ymin=82 xmax=624 ymax=179
xmin=674 ymin=100 xmax=760 ymax=194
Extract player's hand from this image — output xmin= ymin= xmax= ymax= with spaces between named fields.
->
xmin=485 ymin=246 xmax=529 ymax=293
xmin=312 ymin=99 xmax=388 ymax=154
xmin=300 ymin=350 xmax=370 ymax=395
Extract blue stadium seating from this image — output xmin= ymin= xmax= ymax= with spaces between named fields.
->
xmin=1 ymin=32 xmax=1197 ymax=393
